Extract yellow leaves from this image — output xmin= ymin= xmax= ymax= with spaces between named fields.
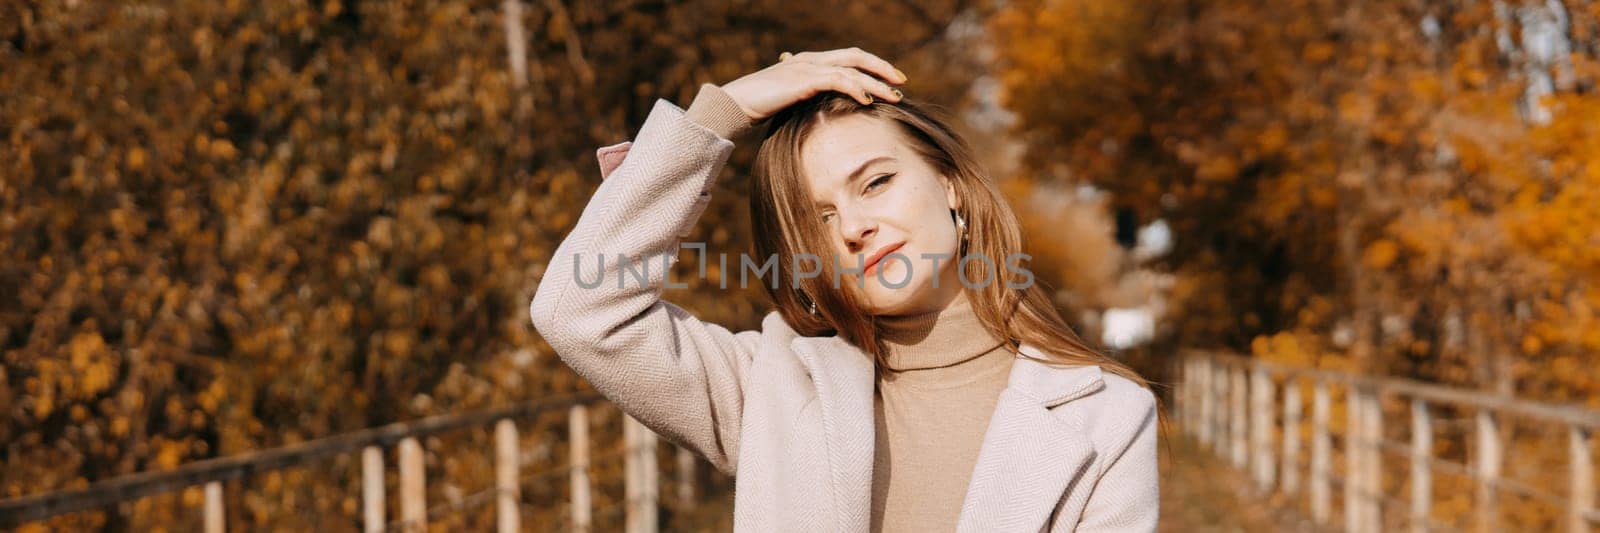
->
xmin=1507 ymin=104 xmax=1600 ymax=275
xmin=245 ymin=87 xmax=268 ymax=113
xmin=1307 ymin=185 xmax=1338 ymax=210
xmin=32 ymin=390 xmax=55 ymax=420
xmin=153 ymin=439 xmax=184 ymax=470
xmin=421 ymin=264 xmax=452 ymax=292
xmin=1407 ymin=74 xmax=1443 ymax=102
xmin=1336 ymin=91 xmax=1376 ymax=125
xmin=193 ymin=135 xmax=237 ymax=160
xmin=1255 ymin=123 xmax=1289 ymax=155
xmin=1361 ymin=239 xmax=1399 ymax=270
xmin=197 ymin=381 xmax=225 ymax=413
xmin=67 ymin=331 xmax=115 ymax=399
xmin=1249 ymin=330 xmax=1338 ymax=369
xmin=1302 ymin=41 xmax=1336 ymax=64
xmin=210 ymin=139 xmax=237 ymax=160
xmin=384 ymin=330 xmax=416 ymax=358
xmin=191 ymin=27 xmax=215 ymax=62
xmin=1195 ymin=155 xmax=1239 ymax=182
xmin=127 ymin=147 xmax=147 ymax=170
xmin=182 ymin=485 xmax=205 ymax=507
xmin=1522 ymin=334 xmax=1544 ymax=355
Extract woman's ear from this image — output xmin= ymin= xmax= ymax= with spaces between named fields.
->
xmin=943 ymin=175 xmax=961 ymax=211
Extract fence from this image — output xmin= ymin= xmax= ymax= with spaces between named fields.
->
xmin=1175 ymin=350 xmax=1600 ymax=532
xmin=0 ymin=392 xmax=714 ymax=532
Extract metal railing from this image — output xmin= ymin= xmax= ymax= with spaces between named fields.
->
xmin=1174 ymin=350 xmax=1600 ymax=533
xmin=0 ymin=392 xmax=713 ymax=532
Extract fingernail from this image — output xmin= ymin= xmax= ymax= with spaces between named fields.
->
xmin=892 ymin=89 xmax=904 ymax=100
xmin=894 ymin=68 xmax=907 ymax=82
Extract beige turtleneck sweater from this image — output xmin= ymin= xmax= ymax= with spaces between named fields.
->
xmin=871 ymin=296 xmax=1016 ymax=532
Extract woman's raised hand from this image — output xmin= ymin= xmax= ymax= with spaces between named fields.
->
xmin=720 ymin=47 xmax=907 ymax=121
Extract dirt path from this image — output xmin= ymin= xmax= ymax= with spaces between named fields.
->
xmin=1159 ymin=434 xmax=1320 ymax=532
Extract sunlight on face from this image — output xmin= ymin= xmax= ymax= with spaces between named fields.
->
xmin=800 ymin=114 xmax=964 ymax=316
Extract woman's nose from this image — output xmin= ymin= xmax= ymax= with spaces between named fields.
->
xmin=839 ymin=211 xmax=876 ymax=254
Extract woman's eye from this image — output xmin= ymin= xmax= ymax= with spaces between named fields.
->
xmin=820 ymin=212 xmax=835 ymax=223
xmin=866 ymin=173 xmax=895 ymax=192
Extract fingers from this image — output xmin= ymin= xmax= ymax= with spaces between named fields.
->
xmin=790 ymin=47 xmax=906 ymax=85
xmin=803 ymin=64 xmax=899 ymax=105
xmin=833 ymin=70 xmax=876 ymax=106
xmin=782 ymin=47 xmax=906 ymax=105
xmin=840 ymin=66 xmax=902 ymax=104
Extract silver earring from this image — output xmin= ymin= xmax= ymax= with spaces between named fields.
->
xmin=953 ymin=210 xmax=970 ymax=256
xmin=801 ymin=291 xmax=820 ymax=316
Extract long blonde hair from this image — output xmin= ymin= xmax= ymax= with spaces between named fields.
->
xmin=748 ymin=92 xmax=1148 ymax=388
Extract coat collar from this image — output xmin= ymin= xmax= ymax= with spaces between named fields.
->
xmin=1008 ymin=343 xmax=1107 ymax=407
xmin=788 ymin=336 xmax=1106 ymax=532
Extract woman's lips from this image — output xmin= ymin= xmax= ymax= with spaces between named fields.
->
xmin=862 ymin=242 xmax=906 ymax=277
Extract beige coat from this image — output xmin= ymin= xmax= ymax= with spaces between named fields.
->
xmin=529 ymin=97 xmax=1159 ymax=532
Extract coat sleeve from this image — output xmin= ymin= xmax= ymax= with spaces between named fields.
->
xmin=529 ymin=93 xmax=758 ymax=475
xmin=1072 ymin=384 xmax=1160 ymax=531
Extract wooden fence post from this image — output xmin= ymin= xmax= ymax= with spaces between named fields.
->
xmin=1178 ymin=358 xmax=1190 ymax=433
xmin=1178 ymin=358 xmax=1189 ymax=430
xmin=399 ymin=437 xmax=427 ymax=532
xmin=1201 ymin=357 xmax=1215 ymax=445
xmin=1283 ymin=377 xmax=1302 ymax=494
xmin=1347 ymin=384 xmax=1364 ymax=533
xmin=1217 ymin=361 xmax=1231 ymax=457
xmin=1198 ymin=358 xmax=1213 ymax=446
xmin=1363 ymin=387 xmax=1382 ymax=532
xmin=676 ymin=447 xmax=696 ymax=509
xmin=1572 ymin=425 xmax=1594 ymax=533
xmin=1209 ymin=358 xmax=1222 ymax=451
xmin=643 ymin=422 xmax=659 ymax=532
xmin=1312 ymin=379 xmax=1331 ymax=525
xmin=495 ymin=419 xmax=520 ymax=533
xmin=1232 ymin=365 xmax=1249 ymax=468
xmin=1475 ymin=410 xmax=1501 ymax=533
xmin=1203 ymin=355 xmax=1209 ymax=438
xmin=363 ymin=446 xmax=385 ymax=533
xmin=624 ymin=415 xmax=658 ymax=533
xmin=203 ymin=481 xmax=223 ymax=533
xmin=501 ymin=0 xmax=528 ymax=89
xmin=1411 ymin=399 xmax=1432 ymax=533
xmin=570 ymin=405 xmax=591 ymax=533
xmin=1251 ymin=366 xmax=1276 ymax=490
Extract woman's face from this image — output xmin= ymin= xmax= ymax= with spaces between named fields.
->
xmin=800 ymin=113 xmax=964 ymax=316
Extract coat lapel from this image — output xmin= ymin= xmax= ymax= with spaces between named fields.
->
xmin=790 ymin=335 xmax=878 ymax=531
xmin=956 ymin=345 xmax=1107 ymax=532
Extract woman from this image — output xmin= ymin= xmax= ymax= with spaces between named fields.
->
xmin=530 ymin=47 xmax=1158 ymax=532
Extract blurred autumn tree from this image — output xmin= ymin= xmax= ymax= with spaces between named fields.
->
xmin=993 ymin=0 xmax=1599 ymax=527
xmin=0 ymin=0 xmax=990 ymax=528
xmin=993 ymin=0 xmax=1599 ymax=396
